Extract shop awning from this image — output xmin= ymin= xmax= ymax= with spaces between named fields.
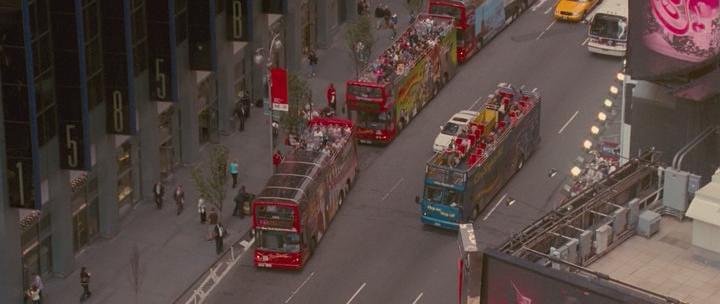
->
xmin=669 ymin=69 xmax=720 ymax=102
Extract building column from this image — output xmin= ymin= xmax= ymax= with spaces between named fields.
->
xmin=216 ymin=12 xmax=234 ymax=135
xmin=284 ymin=1 xmax=303 ymax=73
xmin=0 ymin=71 xmax=24 ymax=304
xmin=48 ymin=158 xmax=74 ymax=276
xmin=92 ymin=104 xmax=120 ymax=237
xmin=251 ymin=3 xmax=270 ymax=107
xmin=176 ymin=42 xmax=201 ymax=164
xmin=138 ymin=74 xmax=164 ymax=199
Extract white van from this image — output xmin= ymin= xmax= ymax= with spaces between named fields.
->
xmin=587 ymin=0 xmax=627 ymax=57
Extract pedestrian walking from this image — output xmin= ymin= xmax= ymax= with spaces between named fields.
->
xmin=390 ymin=13 xmax=398 ymax=39
xmin=383 ymin=6 xmax=392 ymax=29
xmin=240 ymin=90 xmax=251 ymax=118
xmin=229 ymin=160 xmax=239 ymax=188
xmin=32 ymin=272 xmax=44 ymax=302
xmin=272 ymin=150 xmax=283 ymax=173
xmin=307 ymin=50 xmax=318 ymax=77
xmin=26 ymin=284 xmax=40 ymax=304
xmin=174 ymin=185 xmax=185 ymax=215
xmin=233 ymin=186 xmax=248 ymax=218
xmin=326 ymin=83 xmax=337 ymax=111
xmin=153 ymin=180 xmax=165 ymax=209
xmin=197 ymin=198 xmax=207 ymax=224
xmin=80 ymin=267 xmax=91 ymax=301
xmin=409 ymin=10 xmax=416 ymax=24
xmin=234 ymin=101 xmax=246 ymax=132
xmin=213 ymin=222 xmax=226 ymax=255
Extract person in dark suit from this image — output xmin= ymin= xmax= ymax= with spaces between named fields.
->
xmin=214 ymin=222 xmax=226 ymax=255
xmin=153 ymin=180 xmax=165 ymax=209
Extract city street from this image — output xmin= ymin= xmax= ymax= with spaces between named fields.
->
xmin=208 ymin=1 xmax=623 ymax=304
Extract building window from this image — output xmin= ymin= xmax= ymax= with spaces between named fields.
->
xmin=30 ymin=0 xmax=57 ymax=146
xmin=132 ymin=0 xmax=147 ymax=76
xmin=175 ymin=0 xmax=188 ymax=44
xmin=83 ymin=0 xmax=104 ymax=109
xmin=117 ymin=141 xmax=134 ymax=208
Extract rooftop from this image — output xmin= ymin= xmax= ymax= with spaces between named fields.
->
xmin=588 ymin=217 xmax=720 ymax=304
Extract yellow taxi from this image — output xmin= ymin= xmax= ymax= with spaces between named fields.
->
xmin=554 ymin=0 xmax=600 ymax=22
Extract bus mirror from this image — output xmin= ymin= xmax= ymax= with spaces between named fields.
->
xmin=439 ymin=125 xmax=444 ymax=131
xmin=415 ymin=195 xmax=420 ymax=204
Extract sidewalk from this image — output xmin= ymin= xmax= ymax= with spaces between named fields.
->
xmin=43 ymin=109 xmax=273 ymax=304
xmin=42 ymin=2 xmax=415 ymax=303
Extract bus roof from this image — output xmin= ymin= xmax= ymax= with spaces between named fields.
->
xmin=256 ymin=118 xmax=354 ymax=206
xmin=426 ymin=84 xmax=540 ymax=180
xmin=353 ymin=14 xmax=454 ymax=86
xmin=430 ymin=0 xmax=483 ymax=8
xmin=588 ymin=0 xmax=627 ymax=20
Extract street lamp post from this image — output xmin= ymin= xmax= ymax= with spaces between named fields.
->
xmin=254 ymin=32 xmax=282 ymax=173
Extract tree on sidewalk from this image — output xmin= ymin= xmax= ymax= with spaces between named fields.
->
xmin=191 ymin=144 xmax=229 ymax=214
xmin=279 ymin=73 xmax=312 ymax=135
xmin=345 ymin=14 xmax=374 ymax=78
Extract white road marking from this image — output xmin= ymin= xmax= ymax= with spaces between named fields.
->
xmin=285 ymin=272 xmax=316 ymax=303
xmin=412 ymin=292 xmax=424 ymax=304
xmin=483 ymin=193 xmax=508 ymax=221
xmin=580 ymin=37 xmax=590 ymax=46
xmin=468 ymin=95 xmax=485 ymax=110
xmin=544 ymin=4 xmax=554 ymax=15
xmin=346 ymin=283 xmax=367 ymax=304
xmin=536 ymin=20 xmax=556 ymax=40
xmin=381 ymin=178 xmax=404 ymax=201
xmin=557 ymin=110 xmax=579 ymax=134
xmin=531 ymin=0 xmax=549 ymax=11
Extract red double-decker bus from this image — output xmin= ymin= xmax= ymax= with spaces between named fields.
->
xmin=252 ymin=117 xmax=359 ymax=269
xmin=429 ymin=0 xmax=533 ymax=63
xmin=346 ymin=14 xmax=457 ymax=144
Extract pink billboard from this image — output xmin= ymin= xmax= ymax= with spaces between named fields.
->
xmin=629 ymin=0 xmax=720 ymax=79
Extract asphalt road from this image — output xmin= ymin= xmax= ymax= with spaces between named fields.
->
xmin=208 ymin=2 xmax=622 ymax=303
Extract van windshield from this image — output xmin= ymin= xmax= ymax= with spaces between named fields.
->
xmin=590 ymin=14 xmax=627 ymax=40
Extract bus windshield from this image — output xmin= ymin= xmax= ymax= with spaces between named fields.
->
xmin=255 ymin=204 xmax=294 ymax=221
xmin=257 ymin=230 xmax=301 ymax=252
xmin=356 ymin=111 xmax=390 ymax=130
xmin=590 ymin=14 xmax=627 ymax=40
xmin=347 ymin=85 xmax=382 ymax=99
xmin=429 ymin=4 xmax=462 ymax=20
xmin=425 ymin=186 xmax=463 ymax=207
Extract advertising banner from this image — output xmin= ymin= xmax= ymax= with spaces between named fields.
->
xmin=628 ymin=0 xmax=720 ymax=80
xmin=480 ymin=251 xmax=663 ymax=304
xmin=271 ymin=68 xmax=289 ymax=111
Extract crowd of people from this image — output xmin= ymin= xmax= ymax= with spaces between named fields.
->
xmin=360 ymin=16 xmax=453 ymax=84
xmin=287 ymin=122 xmax=353 ymax=159
xmin=567 ymin=149 xmax=620 ymax=198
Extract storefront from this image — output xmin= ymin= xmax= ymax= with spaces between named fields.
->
xmin=70 ymin=173 xmax=100 ymax=253
xmin=158 ymin=103 xmax=177 ymax=180
xmin=116 ymin=136 xmax=136 ymax=208
xmin=20 ymin=211 xmax=52 ymax=291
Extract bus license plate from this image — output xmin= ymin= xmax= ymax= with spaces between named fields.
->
xmin=258 ymin=263 xmax=272 ymax=268
xmin=359 ymin=140 xmax=372 ymax=144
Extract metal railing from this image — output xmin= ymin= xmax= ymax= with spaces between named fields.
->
xmin=172 ymin=229 xmax=255 ymax=304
